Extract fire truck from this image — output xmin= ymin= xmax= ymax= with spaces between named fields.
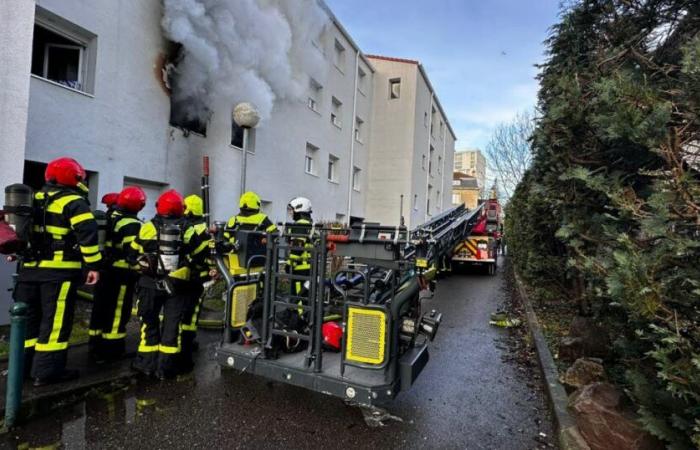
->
xmin=451 ymin=188 xmax=502 ymax=275
xmin=211 ymin=205 xmax=482 ymax=406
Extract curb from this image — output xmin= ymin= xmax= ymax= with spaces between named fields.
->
xmin=513 ymin=272 xmax=590 ymax=450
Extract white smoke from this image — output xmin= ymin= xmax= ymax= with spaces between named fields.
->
xmin=162 ymin=0 xmax=330 ymax=124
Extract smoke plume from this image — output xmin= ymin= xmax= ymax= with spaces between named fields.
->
xmin=162 ymin=0 xmax=330 ymax=124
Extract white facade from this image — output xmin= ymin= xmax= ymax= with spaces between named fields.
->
xmin=13 ymin=0 xmax=374 ymax=225
xmin=365 ymin=56 xmax=456 ymax=228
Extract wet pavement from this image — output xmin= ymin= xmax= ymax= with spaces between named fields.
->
xmin=2 ymin=260 xmax=554 ymax=449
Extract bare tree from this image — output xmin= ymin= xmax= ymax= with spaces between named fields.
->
xmin=484 ymin=110 xmax=534 ymax=200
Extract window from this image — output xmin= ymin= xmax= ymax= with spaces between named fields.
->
xmin=440 ymin=121 xmax=444 ymax=136
xmin=423 ymin=112 xmax=428 ymax=127
xmin=437 ymin=190 xmax=441 ymax=209
xmin=438 ymin=156 xmax=442 ymax=174
xmin=308 ymin=78 xmax=322 ymax=113
xmin=305 ymin=143 xmax=318 ymax=175
xmin=331 ymin=97 xmax=342 ymax=128
xmin=328 ymin=154 xmax=339 ymax=182
xmin=231 ymin=123 xmax=255 ymax=152
xmin=389 ymin=78 xmax=401 ymax=99
xmin=354 ymin=117 xmax=364 ymax=143
xmin=358 ymin=67 xmax=367 ymax=94
xmin=427 ymin=185 xmax=433 ymax=214
xmin=413 ymin=194 xmax=418 ymax=211
xmin=421 ymin=154 xmax=426 ymax=170
xmin=452 ymin=193 xmax=461 ymax=204
xmin=352 ymin=167 xmax=361 ymax=191
xmin=334 ymin=39 xmax=346 ymax=72
xmin=31 ymin=12 xmax=96 ymax=94
xmin=429 ymin=146 xmax=435 ymax=175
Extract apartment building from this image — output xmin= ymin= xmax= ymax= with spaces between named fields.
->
xmin=365 ymin=56 xmax=456 ymax=228
xmin=0 ymin=0 xmax=457 ymax=321
xmin=454 ymin=148 xmax=487 ymax=195
xmin=452 ymin=172 xmax=481 ymax=210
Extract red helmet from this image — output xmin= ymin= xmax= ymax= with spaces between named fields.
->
xmin=45 ymin=157 xmax=86 ymax=187
xmin=322 ymin=321 xmax=343 ymax=351
xmin=156 ymin=189 xmax=184 ymax=217
xmin=117 ymin=186 xmax=146 ymax=213
xmin=101 ymin=192 xmax=119 ymax=208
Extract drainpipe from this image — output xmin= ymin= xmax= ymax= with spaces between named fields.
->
xmin=424 ymin=93 xmax=434 ymax=223
xmin=441 ymin=123 xmax=447 ymax=211
xmin=346 ymin=50 xmax=360 ymax=223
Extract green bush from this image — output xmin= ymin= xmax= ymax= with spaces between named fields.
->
xmin=507 ymin=1 xmax=700 ymax=447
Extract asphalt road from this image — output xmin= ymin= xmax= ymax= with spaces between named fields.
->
xmin=3 ymin=260 xmax=554 ymax=449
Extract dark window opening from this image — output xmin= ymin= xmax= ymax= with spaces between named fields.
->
xmin=31 ymin=24 xmax=84 ymax=91
xmin=169 ymin=102 xmax=207 ymax=136
xmin=389 ymin=78 xmax=401 ymax=99
xmin=231 ymin=122 xmax=244 ymax=148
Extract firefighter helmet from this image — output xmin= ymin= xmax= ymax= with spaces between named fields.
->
xmin=44 ymin=157 xmax=86 ymax=187
xmin=322 ymin=321 xmax=343 ymax=351
xmin=239 ymin=191 xmax=261 ymax=211
xmin=117 ymin=186 xmax=146 ymax=213
xmin=184 ymin=194 xmax=204 ymax=217
xmin=287 ymin=197 xmax=312 ymax=214
xmin=101 ymin=192 xmax=119 ymax=208
xmin=156 ymin=189 xmax=184 ymax=217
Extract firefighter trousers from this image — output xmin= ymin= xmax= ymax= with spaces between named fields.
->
xmin=88 ymin=268 xmax=137 ymax=359
xmin=132 ymin=281 xmax=187 ymax=378
xmin=180 ymin=280 xmax=204 ymax=371
xmin=13 ymin=275 xmax=80 ymax=380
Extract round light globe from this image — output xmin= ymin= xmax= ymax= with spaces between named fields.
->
xmin=233 ymin=102 xmax=260 ymax=129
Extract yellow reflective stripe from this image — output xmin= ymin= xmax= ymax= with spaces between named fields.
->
xmin=181 ymin=323 xmax=197 ymax=331
xmin=122 ymin=236 xmax=136 ymax=245
xmin=36 ymin=281 xmax=70 ymax=352
xmin=88 ymin=329 xmax=102 ymax=336
xmin=265 ymin=224 xmax=277 ymax=232
xmin=131 ymin=241 xmax=144 ymax=253
xmin=192 ymin=240 xmax=209 ymax=256
xmin=25 ymin=338 xmax=38 ymax=348
xmin=83 ymin=253 xmax=102 ymax=263
xmin=103 ymin=332 xmax=126 ymax=340
xmin=46 ymin=194 xmax=82 ymax=213
xmin=80 ymin=245 xmax=100 ymax=254
xmin=45 ymin=225 xmax=70 ymax=235
xmin=112 ymin=260 xmax=131 ymax=269
xmin=70 ymin=212 xmax=94 ymax=226
xmin=105 ymin=285 xmax=126 ymax=339
xmin=158 ymin=344 xmax=180 ymax=354
xmin=38 ymin=260 xmax=82 ymax=269
xmin=114 ymin=218 xmax=140 ymax=232
xmin=138 ymin=324 xmax=159 ymax=353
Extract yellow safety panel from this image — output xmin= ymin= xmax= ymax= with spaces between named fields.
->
xmin=230 ymin=284 xmax=257 ymax=328
xmin=416 ymin=258 xmax=428 ymax=268
xmin=346 ymin=307 xmax=387 ymax=365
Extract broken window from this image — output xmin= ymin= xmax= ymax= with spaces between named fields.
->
xmin=31 ymin=13 xmax=95 ymax=93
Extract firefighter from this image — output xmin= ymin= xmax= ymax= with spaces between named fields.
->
xmin=13 ymin=157 xmax=102 ymax=386
xmin=275 ymin=197 xmax=315 ymax=352
xmin=224 ymin=191 xmax=277 ymax=239
xmin=101 ymin=192 xmax=119 ymax=217
xmin=130 ymin=190 xmax=210 ymax=379
xmin=179 ymin=194 xmax=209 ymax=370
xmin=88 ymin=186 xmax=145 ymax=362
xmin=286 ymin=197 xmax=313 ymax=297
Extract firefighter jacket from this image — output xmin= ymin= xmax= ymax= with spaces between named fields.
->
xmin=19 ymin=185 xmax=102 ymax=280
xmin=130 ymin=216 xmax=210 ymax=283
xmin=287 ymin=216 xmax=314 ymax=272
xmin=104 ymin=209 xmax=142 ymax=270
xmin=184 ymin=215 xmax=211 ymax=281
xmin=224 ymin=209 xmax=277 ymax=244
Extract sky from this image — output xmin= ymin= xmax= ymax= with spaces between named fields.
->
xmin=325 ymin=0 xmax=562 ymax=150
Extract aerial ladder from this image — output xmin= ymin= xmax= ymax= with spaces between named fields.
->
xmin=209 ymin=200 xmax=485 ymax=406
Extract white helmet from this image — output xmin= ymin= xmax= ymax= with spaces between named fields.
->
xmin=288 ymin=196 xmax=312 ymax=214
